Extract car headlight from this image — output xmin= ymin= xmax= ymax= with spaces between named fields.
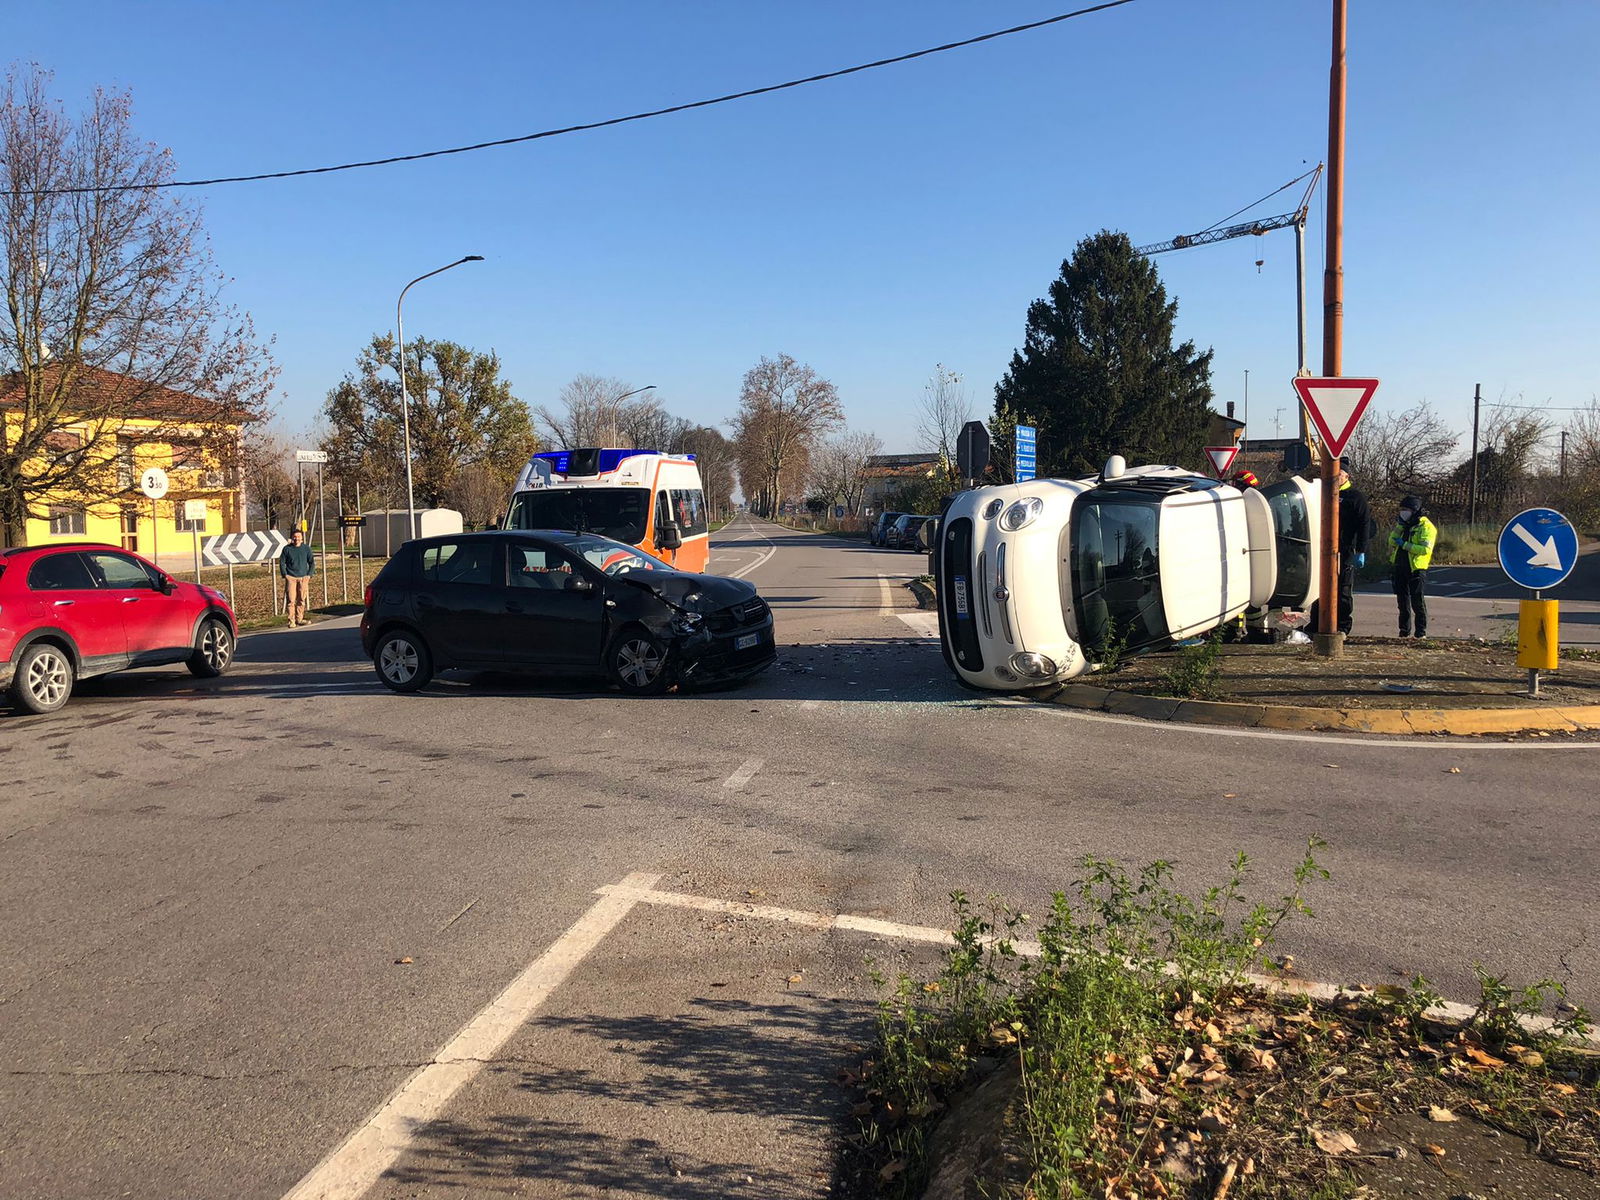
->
xmin=1008 ymin=651 xmax=1058 ymax=678
xmin=998 ymin=497 xmax=1042 ymax=531
xmin=981 ymin=498 xmax=1005 ymax=520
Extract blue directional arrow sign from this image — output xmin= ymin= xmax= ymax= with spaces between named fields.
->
xmin=1497 ymin=507 xmax=1578 ymax=590
xmin=1014 ymin=424 xmax=1038 ymax=483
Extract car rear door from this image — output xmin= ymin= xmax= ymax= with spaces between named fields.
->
xmin=501 ymin=540 xmax=606 ymax=666
xmin=24 ymin=551 xmax=129 ymax=669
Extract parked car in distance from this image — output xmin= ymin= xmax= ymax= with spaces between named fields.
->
xmin=361 ymin=530 xmax=776 ymax=696
xmin=0 ymin=543 xmax=237 ymax=715
xmin=887 ymin=514 xmax=933 ymax=550
xmin=869 ymin=511 xmax=906 ymax=547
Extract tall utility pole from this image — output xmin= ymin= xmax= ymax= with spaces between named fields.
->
xmin=1469 ymin=383 xmax=1482 ymax=528
xmin=1314 ymin=0 xmax=1348 ymax=659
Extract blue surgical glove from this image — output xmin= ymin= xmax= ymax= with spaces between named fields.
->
xmin=1355 ymin=553 xmax=1366 ymax=568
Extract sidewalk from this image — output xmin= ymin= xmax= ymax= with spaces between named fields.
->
xmin=1044 ymin=637 xmax=1600 ymax=736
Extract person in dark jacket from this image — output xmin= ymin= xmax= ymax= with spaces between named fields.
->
xmin=279 ymin=528 xmax=315 ymax=627
xmin=1308 ymin=462 xmax=1372 ymax=636
xmin=1389 ymin=494 xmax=1438 ymax=637
xmin=1333 ymin=463 xmax=1372 ymax=635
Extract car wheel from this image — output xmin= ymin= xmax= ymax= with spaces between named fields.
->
xmin=607 ymin=629 xmax=672 ymax=696
xmin=11 ymin=642 xmax=75 ymax=714
xmin=187 ymin=618 xmax=235 ymax=677
xmin=374 ymin=629 xmax=433 ymax=693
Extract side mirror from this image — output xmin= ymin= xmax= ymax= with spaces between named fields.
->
xmin=565 ymin=576 xmax=595 ymax=593
xmin=156 ymin=574 xmax=175 ymax=594
xmin=657 ymin=521 xmax=683 ymax=551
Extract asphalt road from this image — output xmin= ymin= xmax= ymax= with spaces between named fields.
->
xmin=4 ymin=514 xmax=1598 ymax=1199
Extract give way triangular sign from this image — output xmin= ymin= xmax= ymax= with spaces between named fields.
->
xmin=1292 ymin=376 xmax=1379 ymax=458
xmin=1205 ymin=445 xmax=1239 ymax=476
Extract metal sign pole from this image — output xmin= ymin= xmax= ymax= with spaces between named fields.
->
xmin=152 ymin=497 xmax=159 ymax=569
xmin=356 ymin=481 xmax=364 ymax=587
xmin=337 ymin=480 xmax=348 ymax=603
xmin=193 ymin=525 xmax=201 ymax=584
xmin=227 ymin=560 xmax=236 ymax=608
xmin=318 ymin=462 xmax=329 ymax=608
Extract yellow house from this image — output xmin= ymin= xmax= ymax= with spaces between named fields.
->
xmin=1 ymin=366 xmax=248 ymax=557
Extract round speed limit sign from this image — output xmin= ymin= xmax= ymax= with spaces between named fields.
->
xmin=140 ymin=467 xmax=169 ymax=500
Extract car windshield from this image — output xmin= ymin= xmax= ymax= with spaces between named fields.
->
xmin=561 ymin=535 xmax=673 ymax=577
xmin=507 ymin=488 xmax=649 ymax=545
xmin=1063 ymin=496 xmax=1169 ymax=653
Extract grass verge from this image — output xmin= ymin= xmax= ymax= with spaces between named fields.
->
xmin=836 ymin=843 xmax=1599 ymax=1199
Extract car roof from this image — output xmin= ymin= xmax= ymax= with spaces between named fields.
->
xmin=1 ymin=542 xmax=124 ymax=561
xmin=400 ymin=529 xmax=598 ymax=549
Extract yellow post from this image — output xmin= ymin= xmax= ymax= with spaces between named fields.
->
xmin=1517 ymin=600 xmax=1559 ymax=671
xmin=1517 ymin=598 xmax=1558 ymax=697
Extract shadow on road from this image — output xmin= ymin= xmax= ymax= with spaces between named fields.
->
xmin=381 ymin=996 xmax=870 ymax=1198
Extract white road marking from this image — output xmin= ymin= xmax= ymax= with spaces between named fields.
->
xmin=722 ymin=522 xmax=776 ymax=579
xmin=722 ymin=756 xmax=765 ymax=790
xmin=279 ymin=871 xmax=662 ymax=1200
xmin=897 ymin=612 xmax=939 ymax=638
xmin=877 ymin=574 xmax=893 ymax=616
xmin=594 ymin=880 xmax=1597 ymax=1046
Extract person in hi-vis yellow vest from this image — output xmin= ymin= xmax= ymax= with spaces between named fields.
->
xmin=1387 ymin=494 xmax=1437 ymax=637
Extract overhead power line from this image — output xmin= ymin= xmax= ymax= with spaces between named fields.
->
xmin=12 ymin=1 xmax=1138 ymax=197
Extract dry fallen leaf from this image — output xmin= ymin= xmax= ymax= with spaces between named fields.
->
xmin=1421 ymin=1143 xmax=1446 ymax=1157
xmin=1222 ymin=792 xmax=1237 ymax=799
xmin=1427 ymin=1106 xmax=1458 ymax=1122
xmin=878 ymin=1159 xmax=906 ymax=1182
xmin=1464 ymin=1045 xmax=1508 ymax=1069
xmin=393 ymin=956 xmax=413 ymax=965
xmin=1445 ymin=766 xmax=1462 ymax=774
xmin=786 ymin=973 xmax=803 ymax=985
xmin=1312 ymin=1127 xmax=1359 ymax=1156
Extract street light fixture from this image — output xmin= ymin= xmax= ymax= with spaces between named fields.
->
xmin=396 ymin=255 xmax=484 ymax=540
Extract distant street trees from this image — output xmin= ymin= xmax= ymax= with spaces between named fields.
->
xmin=991 ymin=230 xmax=1213 ymax=478
xmin=322 ymin=334 xmax=536 ymax=513
xmin=0 ymin=65 xmax=277 ymax=546
xmin=809 ymin=430 xmax=883 ymax=515
xmin=731 ymin=354 xmax=843 ymax=516
xmin=916 ymin=364 xmax=970 ymax=485
xmin=679 ymin=425 xmax=736 ymax=518
xmin=1343 ymin=400 xmax=1459 ymax=499
xmin=536 ymin=375 xmax=689 ymax=452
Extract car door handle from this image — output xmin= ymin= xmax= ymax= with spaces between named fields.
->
xmin=53 ymin=599 xmax=75 ymax=607
xmin=121 ymin=596 xmax=140 ymax=603
xmin=415 ymin=595 xmax=436 ymax=608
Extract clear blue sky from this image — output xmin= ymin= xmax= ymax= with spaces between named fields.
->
xmin=12 ymin=1 xmax=1599 ymax=460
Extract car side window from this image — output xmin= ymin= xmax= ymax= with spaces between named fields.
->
xmin=85 ymin=551 xmax=158 ymax=590
xmin=508 ymin=544 xmax=575 ymax=589
xmin=27 ymin=552 xmax=97 ymax=591
xmin=420 ymin=541 xmax=495 ymax=586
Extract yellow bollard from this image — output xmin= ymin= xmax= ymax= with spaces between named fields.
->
xmin=1517 ymin=599 xmax=1558 ymax=671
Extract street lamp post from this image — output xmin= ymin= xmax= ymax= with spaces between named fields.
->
xmin=397 ymin=255 xmax=484 ymax=540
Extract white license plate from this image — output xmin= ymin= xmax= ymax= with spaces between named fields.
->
xmin=953 ymin=576 xmax=970 ymax=616
xmin=734 ymin=633 xmax=760 ymax=650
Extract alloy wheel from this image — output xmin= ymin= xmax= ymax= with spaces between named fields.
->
xmin=201 ymin=623 xmax=234 ymax=672
xmin=616 ymin=638 xmax=664 ymax=688
xmin=26 ymin=648 xmax=70 ymax=709
xmin=380 ymin=639 xmax=419 ymax=684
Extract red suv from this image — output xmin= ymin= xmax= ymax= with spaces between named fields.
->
xmin=0 ymin=543 xmax=237 ymax=715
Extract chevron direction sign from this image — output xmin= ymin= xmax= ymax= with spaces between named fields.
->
xmin=202 ymin=530 xmax=288 ymax=567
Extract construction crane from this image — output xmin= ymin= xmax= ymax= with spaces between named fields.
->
xmin=1137 ymin=164 xmax=1324 ymax=389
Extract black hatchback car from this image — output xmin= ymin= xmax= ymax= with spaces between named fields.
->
xmin=360 ymin=530 xmax=775 ymax=695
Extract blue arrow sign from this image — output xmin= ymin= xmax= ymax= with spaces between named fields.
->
xmin=1497 ymin=507 xmax=1578 ymax=590
xmin=1015 ymin=424 xmax=1037 ymax=482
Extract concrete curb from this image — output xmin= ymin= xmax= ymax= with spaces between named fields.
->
xmin=1043 ymin=682 xmax=1600 ymax=736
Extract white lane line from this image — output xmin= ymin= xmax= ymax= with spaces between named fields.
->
xmin=897 ymin=612 xmax=939 ymax=638
xmin=722 ymin=756 xmax=765 ymax=790
xmin=877 ymin=574 xmax=893 ymax=616
xmin=723 ymin=522 xmax=776 ymax=579
xmin=279 ymin=871 xmax=662 ymax=1200
xmin=594 ymin=881 xmax=1598 ymax=1046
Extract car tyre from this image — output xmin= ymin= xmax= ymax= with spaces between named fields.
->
xmin=187 ymin=618 xmax=235 ymax=678
xmin=374 ymin=628 xmax=433 ymax=693
xmin=607 ymin=628 xmax=672 ymax=696
xmin=11 ymin=642 xmax=75 ymax=714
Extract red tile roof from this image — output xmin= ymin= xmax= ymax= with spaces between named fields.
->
xmin=0 ymin=365 xmax=244 ymax=425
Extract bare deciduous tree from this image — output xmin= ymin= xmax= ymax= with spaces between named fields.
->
xmin=680 ymin=425 xmax=735 ymax=518
xmin=1342 ymin=400 xmax=1459 ymax=496
xmin=810 ymin=430 xmax=883 ymax=515
xmin=535 ymin=375 xmax=672 ymax=450
xmin=916 ymin=363 xmax=970 ymax=483
xmin=0 ymin=66 xmax=277 ymax=546
xmin=730 ymin=354 xmax=842 ymax=517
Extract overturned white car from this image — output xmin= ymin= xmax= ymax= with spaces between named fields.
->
xmin=934 ymin=457 xmax=1320 ymax=691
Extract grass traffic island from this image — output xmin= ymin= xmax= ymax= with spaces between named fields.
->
xmin=834 ymin=845 xmax=1600 ymax=1200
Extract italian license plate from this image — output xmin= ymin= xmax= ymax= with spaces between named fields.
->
xmin=953 ymin=576 xmax=970 ymax=617
xmin=734 ymin=633 xmax=760 ymax=650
